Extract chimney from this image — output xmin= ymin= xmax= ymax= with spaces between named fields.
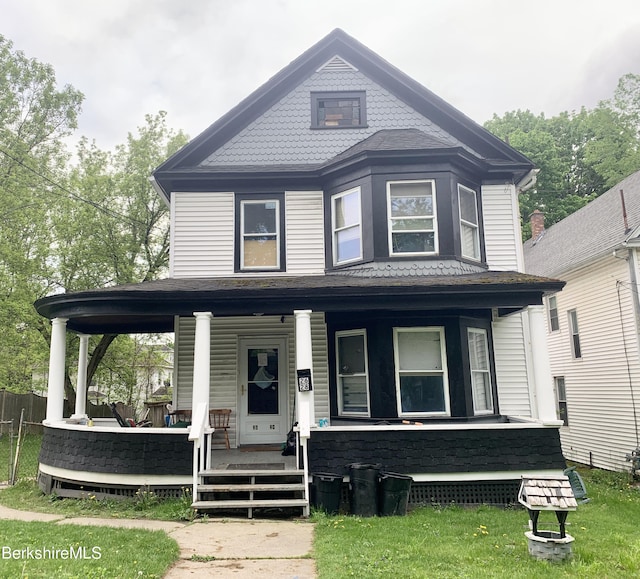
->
xmin=530 ymin=210 xmax=545 ymax=240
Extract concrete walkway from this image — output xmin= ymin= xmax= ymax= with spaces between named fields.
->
xmin=0 ymin=504 xmax=316 ymax=578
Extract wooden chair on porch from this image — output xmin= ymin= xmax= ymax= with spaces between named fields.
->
xmin=209 ymin=409 xmax=231 ymax=449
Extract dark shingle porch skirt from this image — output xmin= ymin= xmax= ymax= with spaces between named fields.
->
xmin=37 ymin=422 xmax=565 ymax=505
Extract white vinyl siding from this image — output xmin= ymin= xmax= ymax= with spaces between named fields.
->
xmin=286 ymin=191 xmax=325 ymax=274
xmin=171 ymin=192 xmax=234 ymax=277
xmin=174 ymin=312 xmax=329 ymax=446
xmin=546 ymin=255 xmax=640 ymax=471
xmin=171 ymin=190 xmax=325 ymax=277
xmin=492 ymin=312 xmax=533 ymax=417
xmin=481 ymin=183 xmax=524 ymax=272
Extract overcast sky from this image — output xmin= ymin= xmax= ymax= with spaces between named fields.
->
xmin=3 ymin=0 xmax=640 ymax=152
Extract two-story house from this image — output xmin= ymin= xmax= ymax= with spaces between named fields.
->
xmin=525 ymin=169 xmax=640 ymax=474
xmin=35 ymin=29 xmax=565 ymax=513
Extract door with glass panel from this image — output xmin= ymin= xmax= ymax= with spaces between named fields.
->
xmin=238 ymin=338 xmax=288 ymax=445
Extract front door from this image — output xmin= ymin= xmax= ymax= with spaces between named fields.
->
xmin=238 ymin=337 xmax=288 ymax=445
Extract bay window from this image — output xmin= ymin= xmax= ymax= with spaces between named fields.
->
xmin=332 ymin=187 xmax=362 ymax=265
xmin=468 ymin=328 xmax=493 ymax=414
xmin=387 ymin=180 xmax=438 ymax=255
xmin=458 ymin=184 xmax=480 ymax=260
xmin=393 ymin=327 xmax=449 ymax=416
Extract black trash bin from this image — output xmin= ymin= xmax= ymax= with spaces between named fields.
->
xmin=348 ymin=463 xmax=382 ymax=517
xmin=379 ymin=472 xmax=413 ymax=516
xmin=312 ymin=473 xmax=344 ymax=514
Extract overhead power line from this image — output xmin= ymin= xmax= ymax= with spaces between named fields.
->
xmin=0 ymin=146 xmax=146 ymax=225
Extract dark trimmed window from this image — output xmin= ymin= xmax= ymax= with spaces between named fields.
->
xmin=458 ymin=184 xmax=480 ymax=260
xmin=387 ymin=180 xmax=438 ymax=256
xmin=393 ymin=327 xmax=449 ymax=416
xmin=336 ymin=330 xmax=370 ymax=416
xmin=312 ymin=91 xmax=366 ymax=128
xmin=235 ymin=194 xmax=285 ymax=272
xmin=331 ymin=187 xmax=362 ymax=265
xmin=468 ymin=328 xmax=493 ymax=414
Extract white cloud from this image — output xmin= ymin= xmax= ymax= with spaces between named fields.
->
xmin=2 ymin=0 xmax=640 ymax=151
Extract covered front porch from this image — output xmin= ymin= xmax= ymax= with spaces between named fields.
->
xmin=34 ymin=271 xmax=565 ymax=514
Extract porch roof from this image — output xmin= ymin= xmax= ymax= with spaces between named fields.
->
xmin=34 ymin=271 xmax=564 ymax=334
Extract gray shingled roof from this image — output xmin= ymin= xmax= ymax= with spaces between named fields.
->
xmin=156 ymin=129 xmax=467 ymax=177
xmin=524 ymin=170 xmax=640 ymax=278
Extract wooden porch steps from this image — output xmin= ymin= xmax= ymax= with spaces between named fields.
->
xmin=193 ymin=468 xmax=308 ymax=518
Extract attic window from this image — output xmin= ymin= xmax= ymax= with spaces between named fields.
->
xmin=311 ymin=91 xmax=366 ymax=129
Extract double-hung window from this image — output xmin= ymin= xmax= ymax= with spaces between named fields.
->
xmin=458 ymin=184 xmax=480 ymax=260
xmin=240 ymin=199 xmax=280 ymax=270
xmin=393 ymin=327 xmax=449 ymax=416
xmin=568 ymin=309 xmax=582 ymax=358
xmin=468 ymin=328 xmax=493 ymax=414
xmin=554 ymin=376 xmax=569 ymax=425
xmin=547 ymin=295 xmax=560 ymax=331
xmin=332 ymin=187 xmax=362 ymax=265
xmin=336 ymin=330 xmax=370 ymax=415
xmin=387 ymin=180 xmax=438 ymax=255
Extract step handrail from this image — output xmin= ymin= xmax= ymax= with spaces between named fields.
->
xmin=188 ymin=402 xmax=211 ymax=501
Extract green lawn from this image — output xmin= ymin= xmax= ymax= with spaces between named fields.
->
xmin=0 ymin=519 xmax=179 ymax=578
xmin=1 ymin=432 xmax=639 ymax=578
xmin=312 ymin=468 xmax=640 ymax=578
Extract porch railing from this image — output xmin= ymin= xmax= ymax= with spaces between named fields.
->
xmin=188 ymin=403 xmax=212 ymax=500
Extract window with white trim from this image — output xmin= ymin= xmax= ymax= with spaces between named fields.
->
xmin=240 ymin=199 xmax=280 ymax=270
xmin=336 ymin=330 xmax=370 ymax=415
xmin=387 ymin=180 xmax=438 ymax=255
xmin=554 ymin=376 xmax=569 ymax=425
xmin=468 ymin=328 xmax=493 ymax=414
xmin=393 ymin=327 xmax=449 ymax=416
xmin=332 ymin=187 xmax=362 ymax=265
xmin=458 ymin=184 xmax=480 ymax=260
xmin=568 ymin=309 xmax=582 ymax=358
xmin=547 ymin=295 xmax=560 ymax=332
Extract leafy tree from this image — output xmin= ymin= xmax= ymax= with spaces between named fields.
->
xmin=50 ymin=112 xmax=188 ymax=405
xmin=0 ymin=34 xmax=83 ymax=392
xmin=0 ymin=34 xmax=188 ymax=411
xmin=484 ymin=73 xmax=640 ymax=238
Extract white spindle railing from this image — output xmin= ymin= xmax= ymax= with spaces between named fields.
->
xmin=188 ymin=403 xmax=212 ymax=501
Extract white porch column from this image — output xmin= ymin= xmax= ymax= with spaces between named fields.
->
xmin=71 ymin=334 xmax=90 ymax=419
xmin=294 ymin=309 xmax=315 ymax=438
xmin=529 ymin=305 xmax=562 ymax=424
xmin=45 ymin=317 xmax=68 ymax=423
xmin=192 ymin=312 xmax=212 ymax=416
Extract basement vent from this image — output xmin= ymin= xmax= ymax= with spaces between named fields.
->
xmin=317 ymin=55 xmax=358 ymax=73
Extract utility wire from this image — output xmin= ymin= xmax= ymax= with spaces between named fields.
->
xmin=0 ymin=146 xmax=146 ymax=225
xmin=616 ymin=280 xmax=640 ymax=446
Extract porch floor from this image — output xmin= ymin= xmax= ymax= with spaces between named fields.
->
xmin=208 ymin=446 xmax=298 ymax=471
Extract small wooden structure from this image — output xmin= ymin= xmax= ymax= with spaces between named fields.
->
xmin=518 ymin=475 xmax=577 ymax=537
xmin=518 ymin=475 xmax=578 ymax=562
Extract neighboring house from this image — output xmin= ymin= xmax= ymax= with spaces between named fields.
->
xmin=525 ymin=169 xmax=640 ymax=473
xmin=35 ymin=29 xmax=565 ymax=511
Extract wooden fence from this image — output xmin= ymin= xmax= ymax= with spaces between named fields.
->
xmin=0 ymin=390 xmax=134 ymax=428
